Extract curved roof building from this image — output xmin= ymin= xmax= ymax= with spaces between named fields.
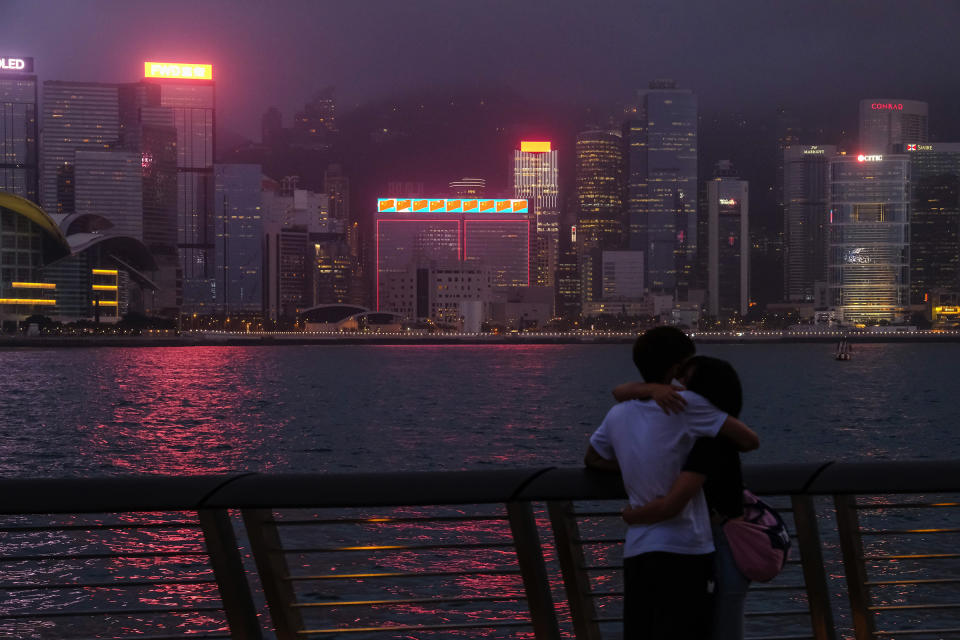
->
xmin=0 ymin=193 xmax=71 ymax=323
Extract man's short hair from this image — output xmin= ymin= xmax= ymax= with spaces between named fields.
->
xmin=632 ymin=326 xmax=696 ymax=383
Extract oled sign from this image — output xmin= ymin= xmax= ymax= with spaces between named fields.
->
xmin=0 ymin=57 xmax=33 ymax=72
xmin=871 ymin=103 xmax=903 ymax=110
xmin=144 ymin=61 xmax=213 ymax=80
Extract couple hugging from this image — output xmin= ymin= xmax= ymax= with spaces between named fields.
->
xmin=585 ymin=326 xmax=760 ymax=640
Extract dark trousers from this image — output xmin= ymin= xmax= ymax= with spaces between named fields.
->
xmin=623 ymin=551 xmax=715 ymax=640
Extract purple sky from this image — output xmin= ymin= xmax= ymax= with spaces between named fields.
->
xmin=5 ymin=0 xmax=960 ymax=138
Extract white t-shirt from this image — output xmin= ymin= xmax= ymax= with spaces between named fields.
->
xmin=589 ymin=390 xmax=727 ymax=558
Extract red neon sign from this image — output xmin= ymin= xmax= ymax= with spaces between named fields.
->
xmin=871 ymin=103 xmax=903 ymax=110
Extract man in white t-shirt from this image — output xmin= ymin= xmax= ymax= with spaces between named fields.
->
xmin=585 ymin=327 xmax=758 ymax=639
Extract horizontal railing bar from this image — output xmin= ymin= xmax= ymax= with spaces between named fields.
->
xmin=867 ymin=578 xmax=960 ymax=586
xmin=288 ymin=569 xmax=522 ymax=581
xmin=575 ymin=538 xmax=624 ymax=545
xmin=0 ymin=578 xmax=217 ymax=590
xmin=0 ymin=521 xmax=199 ymax=533
xmin=860 ymin=527 xmax=960 ymax=535
xmin=71 ymin=635 xmax=231 ymax=640
xmin=297 ymin=620 xmax=531 ymax=634
xmin=856 ymin=502 xmax=960 ymax=509
xmin=276 ymin=515 xmax=509 ymax=526
xmin=870 ymin=603 xmax=960 ymax=611
xmin=0 ymin=550 xmax=209 ymax=562
xmin=294 ymin=594 xmax=524 ymax=608
xmin=874 ymin=629 xmax=960 ymax=636
xmin=864 ymin=553 xmax=960 ymax=560
xmin=574 ymin=508 xmax=796 ymax=517
xmin=0 ymin=605 xmax=224 ymax=619
xmin=283 ymin=542 xmax=516 ymax=553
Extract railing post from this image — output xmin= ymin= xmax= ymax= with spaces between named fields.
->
xmin=791 ymin=495 xmax=836 ymax=640
xmin=547 ymin=500 xmax=602 ymax=640
xmin=506 ymin=501 xmax=562 ymax=640
xmin=242 ymin=508 xmax=304 ymax=640
xmin=834 ymin=494 xmax=875 ymax=640
xmin=198 ymin=509 xmax=263 ymax=640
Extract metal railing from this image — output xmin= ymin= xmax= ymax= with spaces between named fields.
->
xmin=1 ymin=462 xmax=959 ymax=639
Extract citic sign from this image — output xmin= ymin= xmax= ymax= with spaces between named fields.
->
xmin=144 ymin=61 xmax=213 ymax=80
xmin=857 ymin=154 xmax=884 ymax=162
xmin=871 ymin=103 xmax=903 ymax=110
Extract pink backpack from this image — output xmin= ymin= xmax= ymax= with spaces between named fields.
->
xmin=722 ymin=489 xmax=791 ymax=582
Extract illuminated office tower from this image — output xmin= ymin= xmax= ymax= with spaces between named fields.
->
xmin=706 ymin=162 xmax=749 ymax=317
xmin=214 ymin=164 xmax=263 ymax=314
xmin=40 ymin=82 xmax=121 ymax=215
xmin=0 ymin=57 xmax=38 ymax=202
xmin=904 ymin=143 xmax=960 ymax=304
xmin=514 ymin=141 xmax=559 ymax=287
xmin=576 ymin=130 xmax=623 ymax=305
xmin=143 ymin=61 xmax=216 ymax=311
xmin=463 ymin=214 xmax=529 ymax=288
xmin=623 ymin=80 xmax=698 ymax=294
xmin=783 ymin=145 xmax=835 ymax=302
xmin=449 ymin=177 xmax=486 ymax=198
xmin=828 ymin=154 xmax=910 ymax=324
xmin=859 ymin=99 xmax=927 ymax=153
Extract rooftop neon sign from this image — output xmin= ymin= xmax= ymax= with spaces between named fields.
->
xmin=520 ymin=141 xmax=552 ymax=153
xmin=144 ymin=61 xmax=213 ymax=80
xmin=378 ymin=198 xmax=528 ymax=214
xmin=857 ymin=154 xmax=883 ymax=162
xmin=0 ymin=57 xmax=33 ymax=72
xmin=871 ymin=103 xmax=903 ymax=110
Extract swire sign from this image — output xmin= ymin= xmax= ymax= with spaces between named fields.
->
xmin=144 ymin=61 xmax=213 ymax=80
xmin=378 ymin=198 xmax=528 ymax=214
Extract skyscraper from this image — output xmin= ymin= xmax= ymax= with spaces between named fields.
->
xmin=575 ymin=130 xmax=623 ymax=306
xmin=706 ymin=161 xmax=749 ymax=317
xmin=783 ymin=145 xmax=836 ymax=302
xmin=514 ymin=141 xmax=559 ymax=287
xmin=904 ymin=143 xmax=960 ymax=304
xmin=859 ymin=99 xmax=928 ymax=153
xmin=143 ymin=61 xmax=216 ymax=311
xmin=449 ymin=177 xmax=486 ymax=198
xmin=214 ymin=164 xmax=263 ymax=314
xmin=623 ymin=80 xmax=698 ymax=294
xmin=828 ymin=154 xmax=910 ymax=324
xmin=40 ymin=82 xmax=121 ymax=215
xmin=0 ymin=56 xmax=38 ymax=202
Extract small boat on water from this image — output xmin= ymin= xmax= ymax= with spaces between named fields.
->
xmin=836 ymin=338 xmax=852 ymax=361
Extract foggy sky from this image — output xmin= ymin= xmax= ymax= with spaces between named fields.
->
xmin=5 ymin=0 xmax=960 ymax=139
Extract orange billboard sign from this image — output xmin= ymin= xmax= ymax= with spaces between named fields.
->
xmin=144 ymin=61 xmax=213 ymax=80
xmin=520 ymin=141 xmax=551 ymax=152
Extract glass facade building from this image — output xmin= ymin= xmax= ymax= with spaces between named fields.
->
xmin=514 ymin=143 xmax=559 ymax=287
xmin=783 ymin=145 xmax=835 ymax=302
xmin=575 ymin=130 xmax=623 ymax=307
xmin=73 ymin=150 xmax=143 ymax=240
xmin=145 ymin=78 xmax=216 ymax=311
xmin=904 ymin=143 xmax=960 ymax=304
xmin=0 ymin=64 xmax=38 ymax=202
xmin=707 ymin=173 xmax=750 ymax=317
xmin=828 ymin=155 xmax=910 ymax=324
xmin=624 ymin=80 xmax=698 ymax=294
xmin=40 ymin=82 xmax=121 ymax=215
xmin=214 ymin=164 xmax=263 ymax=314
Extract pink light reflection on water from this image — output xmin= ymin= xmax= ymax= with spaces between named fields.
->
xmin=77 ymin=347 xmax=282 ymax=475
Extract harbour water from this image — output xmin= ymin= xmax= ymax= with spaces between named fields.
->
xmin=0 ymin=341 xmax=957 ymax=477
xmin=2 ymin=342 xmax=959 ymax=638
